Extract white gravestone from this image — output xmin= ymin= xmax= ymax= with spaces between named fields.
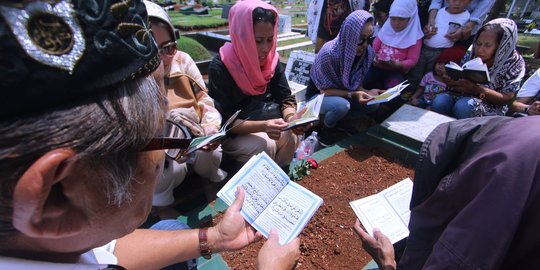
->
xmin=278 ymin=15 xmax=292 ymax=33
xmin=284 ymin=50 xmax=316 ymax=103
xmin=381 ymin=104 xmax=455 ymax=142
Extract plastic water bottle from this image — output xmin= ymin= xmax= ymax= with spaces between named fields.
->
xmin=294 ymin=131 xmax=318 ymax=161
xmin=303 ymin=131 xmax=318 ymax=157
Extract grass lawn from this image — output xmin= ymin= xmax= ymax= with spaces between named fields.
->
xmin=178 ymin=36 xmax=212 ymax=61
xmin=291 ymin=15 xmax=306 ymax=26
xmin=168 ymin=9 xmax=227 ymax=30
xmin=517 ymin=34 xmax=539 ymax=56
xmin=277 ymin=37 xmax=310 ymax=47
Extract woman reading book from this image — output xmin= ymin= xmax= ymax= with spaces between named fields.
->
xmin=430 ymin=18 xmax=525 ymax=119
xmin=145 ymin=1 xmax=228 ymax=220
xmin=305 ymin=10 xmax=385 ymax=146
xmin=208 ymin=0 xmax=305 ymax=167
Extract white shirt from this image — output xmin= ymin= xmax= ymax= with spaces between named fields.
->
xmin=517 ymin=68 xmax=540 ymax=98
xmin=424 ymin=8 xmax=470 ymax=49
xmin=0 ymin=241 xmax=119 ymax=270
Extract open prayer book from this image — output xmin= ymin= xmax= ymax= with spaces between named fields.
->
xmin=285 ymin=94 xmax=324 ymax=130
xmin=445 ymin=57 xmax=490 ymax=84
xmin=350 ymin=178 xmax=413 ymax=244
xmin=186 ymin=110 xmax=242 ymax=155
xmin=367 ymin=80 xmax=410 ymax=105
xmin=217 ymin=152 xmax=323 ymax=244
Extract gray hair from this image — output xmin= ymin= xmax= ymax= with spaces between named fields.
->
xmin=0 ymin=75 xmax=166 ymax=237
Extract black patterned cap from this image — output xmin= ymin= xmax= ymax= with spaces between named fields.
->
xmin=0 ymin=0 xmax=160 ymax=118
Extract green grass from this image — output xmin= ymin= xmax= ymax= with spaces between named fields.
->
xmin=178 ymin=36 xmax=212 ymax=61
xmin=517 ymin=34 xmax=539 ymax=55
xmin=167 ymin=10 xmax=227 ymax=30
xmin=277 ymin=37 xmax=310 ymax=47
xmin=292 ymin=15 xmax=306 ymax=26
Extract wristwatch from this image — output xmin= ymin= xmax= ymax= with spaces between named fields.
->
xmin=199 ymin=228 xmax=212 ymax=259
xmin=347 ymin=91 xmax=353 ymax=99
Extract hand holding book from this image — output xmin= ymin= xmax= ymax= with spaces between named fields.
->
xmin=284 ymin=94 xmax=324 ymax=130
xmin=444 ymin=57 xmax=490 ymax=84
xmin=217 ymin=152 xmax=323 ymax=245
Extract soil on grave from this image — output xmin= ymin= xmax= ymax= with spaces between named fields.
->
xmin=218 ymin=145 xmax=415 ymax=269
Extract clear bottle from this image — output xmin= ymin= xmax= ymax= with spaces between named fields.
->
xmin=303 ymin=131 xmax=318 ymax=157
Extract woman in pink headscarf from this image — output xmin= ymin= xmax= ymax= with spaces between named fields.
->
xmin=208 ymin=0 xmax=302 ymax=167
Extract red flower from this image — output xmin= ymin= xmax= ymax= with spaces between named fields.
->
xmin=307 ymin=157 xmax=318 ymax=169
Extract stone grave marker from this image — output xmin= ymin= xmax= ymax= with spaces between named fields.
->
xmin=278 ymin=15 xmax=292 ymax=33
xmin=381 ymin=104 xmax=455 ymax=142
xmin=284 ymin=50 xmax=316 ymax=103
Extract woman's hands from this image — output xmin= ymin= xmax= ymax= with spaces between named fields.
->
xmin=351 ymin=90 xmax=373 ymax=105
xmin=373 ymin=57 xmax=403 ymax=71
xmin=264 ymin=119 xmax=289 ymax=140
xmin=285 ymin=112 xmax=310 ymax=136
xmin=353 ymin=219 xmax=396 ymax=270
xmin=210 ymin=187 xmax=263 ymax=253
xmin=257 ymin=230 xmax=300 ymax=270
xmin=442 ymin=76 xmax=482 ymax=96
xmin=201 ymin=125 xmax=221 ymax=151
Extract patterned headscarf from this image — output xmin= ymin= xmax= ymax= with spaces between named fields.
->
xmin=310 ymin=10 xmax=375 ymax=92
xmin=471 ymin=18 xmax=525 ymax=93
xmin=219 ymin=0 xmax=279 ymax=96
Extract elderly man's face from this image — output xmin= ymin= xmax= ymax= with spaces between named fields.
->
xmin=75 ymin=150 xmax=165 ymax=250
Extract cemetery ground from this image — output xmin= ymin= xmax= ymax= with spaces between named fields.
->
xmin=217 ymin=145 xmax=414 ymax=269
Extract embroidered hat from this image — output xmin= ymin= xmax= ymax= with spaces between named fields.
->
xmin=0 ymin=0 xmax=160 ymax=118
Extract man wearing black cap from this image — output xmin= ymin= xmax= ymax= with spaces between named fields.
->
xmin=0 ymin=0 xmax=299 ymax=269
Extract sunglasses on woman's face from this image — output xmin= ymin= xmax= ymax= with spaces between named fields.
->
xmin=358 ymin=35 xmax=375 ymax=46
xmin=159 ymin=41 xmax=177 ymax=56
xmin=141 ymin=120 xmax=192 ymax=161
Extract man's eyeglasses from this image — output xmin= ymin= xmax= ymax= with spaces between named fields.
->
xmin=358 ymin=35 xmax=375 ymax=46
xmin=142 ymin=120 xmax=192 ymax=161
xmin=159 ymin=41 xmax=177 ymax=56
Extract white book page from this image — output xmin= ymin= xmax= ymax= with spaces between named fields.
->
xmin=379 ymin=178 xmax=413 ymax=227
xmin=350 ymin=178 xmax=413 ymax=244
xmin=288 ymin=80 xmax=308 ymax=95
xmin=445 ymin=61 xmax=462 ymax=70
xmin=465 ymin=63 xmax=488 ymax=72
xmin=252 ymin=181 xmax=323 ymax=244
xmin=366 ymin=81 xmax=409 ymax=106
xmin=462 ymin=57 xmax=483 ymax=69
xmin=217 ymin=153 xmax=289 ymax=224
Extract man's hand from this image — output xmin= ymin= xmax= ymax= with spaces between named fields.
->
xmin=257 ymin=229 xmax=300 ymax=270
xmin=265 ymin=119 xmax=289 ymax=140
xmin=211 ymin=187 xmax=263 ymax=252
xmin=528 ymin=101 xmax=540 ymax=115
xmin=353 ymin=220 xmax=396 ymax=270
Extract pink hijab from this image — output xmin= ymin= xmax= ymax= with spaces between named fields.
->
xmin=219 ymin=0 xmax=279 ymax=96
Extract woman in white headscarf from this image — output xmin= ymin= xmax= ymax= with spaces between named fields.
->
xmin=364 ymin=0 xmax=423 ymax=90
